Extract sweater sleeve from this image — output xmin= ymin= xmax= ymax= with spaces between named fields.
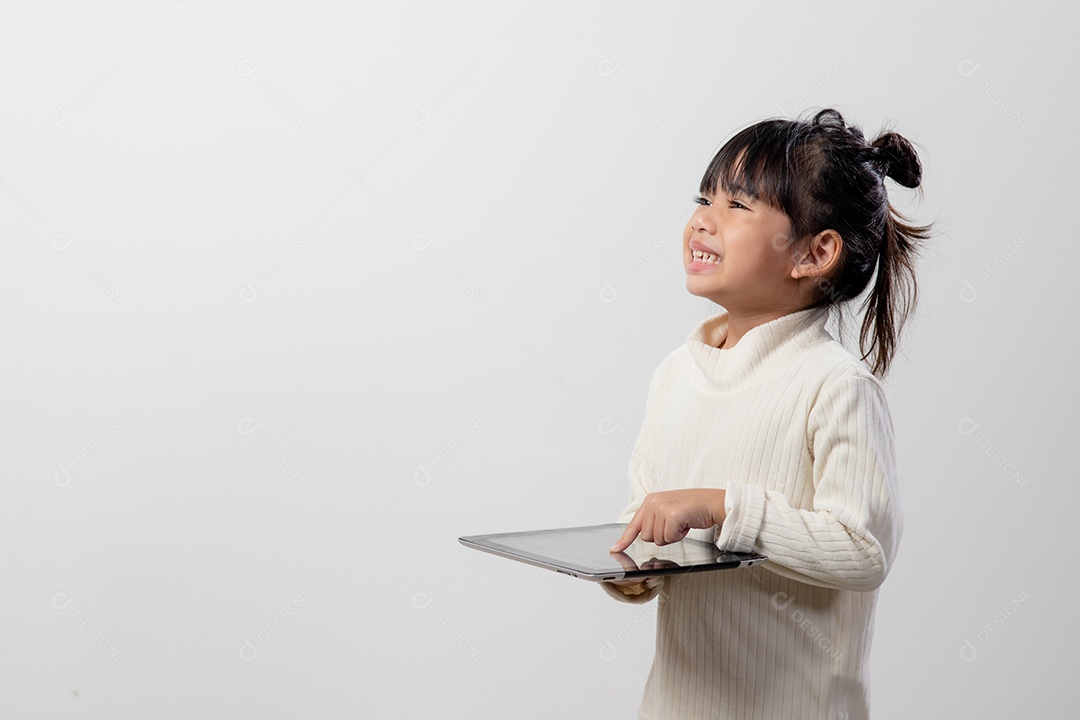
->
xmin=599 ymin=364 xmax=668 ymax=605
xmin=714 ymin=374 xmax=903 ymax=592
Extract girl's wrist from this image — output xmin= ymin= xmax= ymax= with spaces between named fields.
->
xmin=710 ymin=489 xmax=728 ymax=526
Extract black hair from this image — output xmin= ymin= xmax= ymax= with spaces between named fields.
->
xmin=699 ymin=107 xmax=934 ymax=379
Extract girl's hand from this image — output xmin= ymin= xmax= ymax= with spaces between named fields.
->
xmin=609 ymin=489 xmax=727 ymax=553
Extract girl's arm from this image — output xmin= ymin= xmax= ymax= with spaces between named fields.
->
xmin=715 ymin=374 xmax=904 ymax=593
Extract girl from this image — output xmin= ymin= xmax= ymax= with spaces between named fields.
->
xmin=602 ymin=107 xmax=933 ymax=720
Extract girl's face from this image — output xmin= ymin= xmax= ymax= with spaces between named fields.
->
xmin=683 ymin=185 xmax=803 ymax=314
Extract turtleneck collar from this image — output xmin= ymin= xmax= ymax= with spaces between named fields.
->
xmin=685 ymin=305 xmax=832 ymax=391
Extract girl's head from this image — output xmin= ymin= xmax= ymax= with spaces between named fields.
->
xmin=684 ymin=107 xmax=933 ymax=378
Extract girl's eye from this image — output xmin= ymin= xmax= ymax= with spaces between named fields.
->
xmin=692 ymin=194 xmax=748 ymax=210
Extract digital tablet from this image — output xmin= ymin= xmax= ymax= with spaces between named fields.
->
xmin=458 ymin=522 xmax=767 ymax=582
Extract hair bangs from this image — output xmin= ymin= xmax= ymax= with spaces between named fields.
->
xmin=699 ymin=121 xmax=795 ymax=214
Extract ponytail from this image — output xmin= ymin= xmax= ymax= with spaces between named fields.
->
xmin=859 ymin=201 xmax=933 ymax=378
xmin=858 ymin=131 xmax=934 ymax=379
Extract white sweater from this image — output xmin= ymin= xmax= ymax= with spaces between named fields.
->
xmin=600 ymin=305 xmax=903 ymax=720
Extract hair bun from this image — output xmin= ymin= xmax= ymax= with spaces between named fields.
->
xmin=871 ymin=132 xmax=922 ymax=188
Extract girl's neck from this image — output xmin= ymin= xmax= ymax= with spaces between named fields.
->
xmin=718 ymin=307 xmax=809 ymax=349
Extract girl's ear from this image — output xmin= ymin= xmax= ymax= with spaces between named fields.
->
xmin=791 ymin=229 xmax=843 ymax=279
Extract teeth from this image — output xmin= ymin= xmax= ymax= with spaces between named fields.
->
xmin=693 ymin=250 xmax=720 ymax=264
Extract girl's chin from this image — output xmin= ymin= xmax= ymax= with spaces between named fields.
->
xmin=684 ymin=281 xmax=723 ymax=299
xmin=686 ymin=272 xmax=722 ymax=284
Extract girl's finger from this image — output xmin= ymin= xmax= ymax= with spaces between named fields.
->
xmin=639 ymin=512 xmax=654 ymax=544
xmin=652 ymin=516 xmax=667 ymax=546
xmin=666 ymin=521 xmax=687 ymax=545
xmin=611 ymin=512 xmax=642 ymax=552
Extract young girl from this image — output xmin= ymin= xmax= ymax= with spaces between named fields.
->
xmin=602 ymin=107 xmax=933 ymax=720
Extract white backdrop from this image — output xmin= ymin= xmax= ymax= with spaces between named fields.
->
xmin=2 ymin=2 xmax=1077 ymax=718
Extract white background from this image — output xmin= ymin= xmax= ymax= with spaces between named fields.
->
xmin=2 ymin=2 xmax=1077 ymax=718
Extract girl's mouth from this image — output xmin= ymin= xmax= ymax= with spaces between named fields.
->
xmin=688 ymin=249 xmax=721 ymax=272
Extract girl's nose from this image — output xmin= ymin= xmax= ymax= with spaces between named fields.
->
xmin=692 ymin=215 xmax=713 ymax=233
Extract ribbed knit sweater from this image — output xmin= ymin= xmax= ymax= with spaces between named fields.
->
xmin=600 ymin=305 xmax=903 ymax=720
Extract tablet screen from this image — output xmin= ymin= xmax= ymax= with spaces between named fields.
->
xmin=461 ymin=522 xmax=764 ymax=578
